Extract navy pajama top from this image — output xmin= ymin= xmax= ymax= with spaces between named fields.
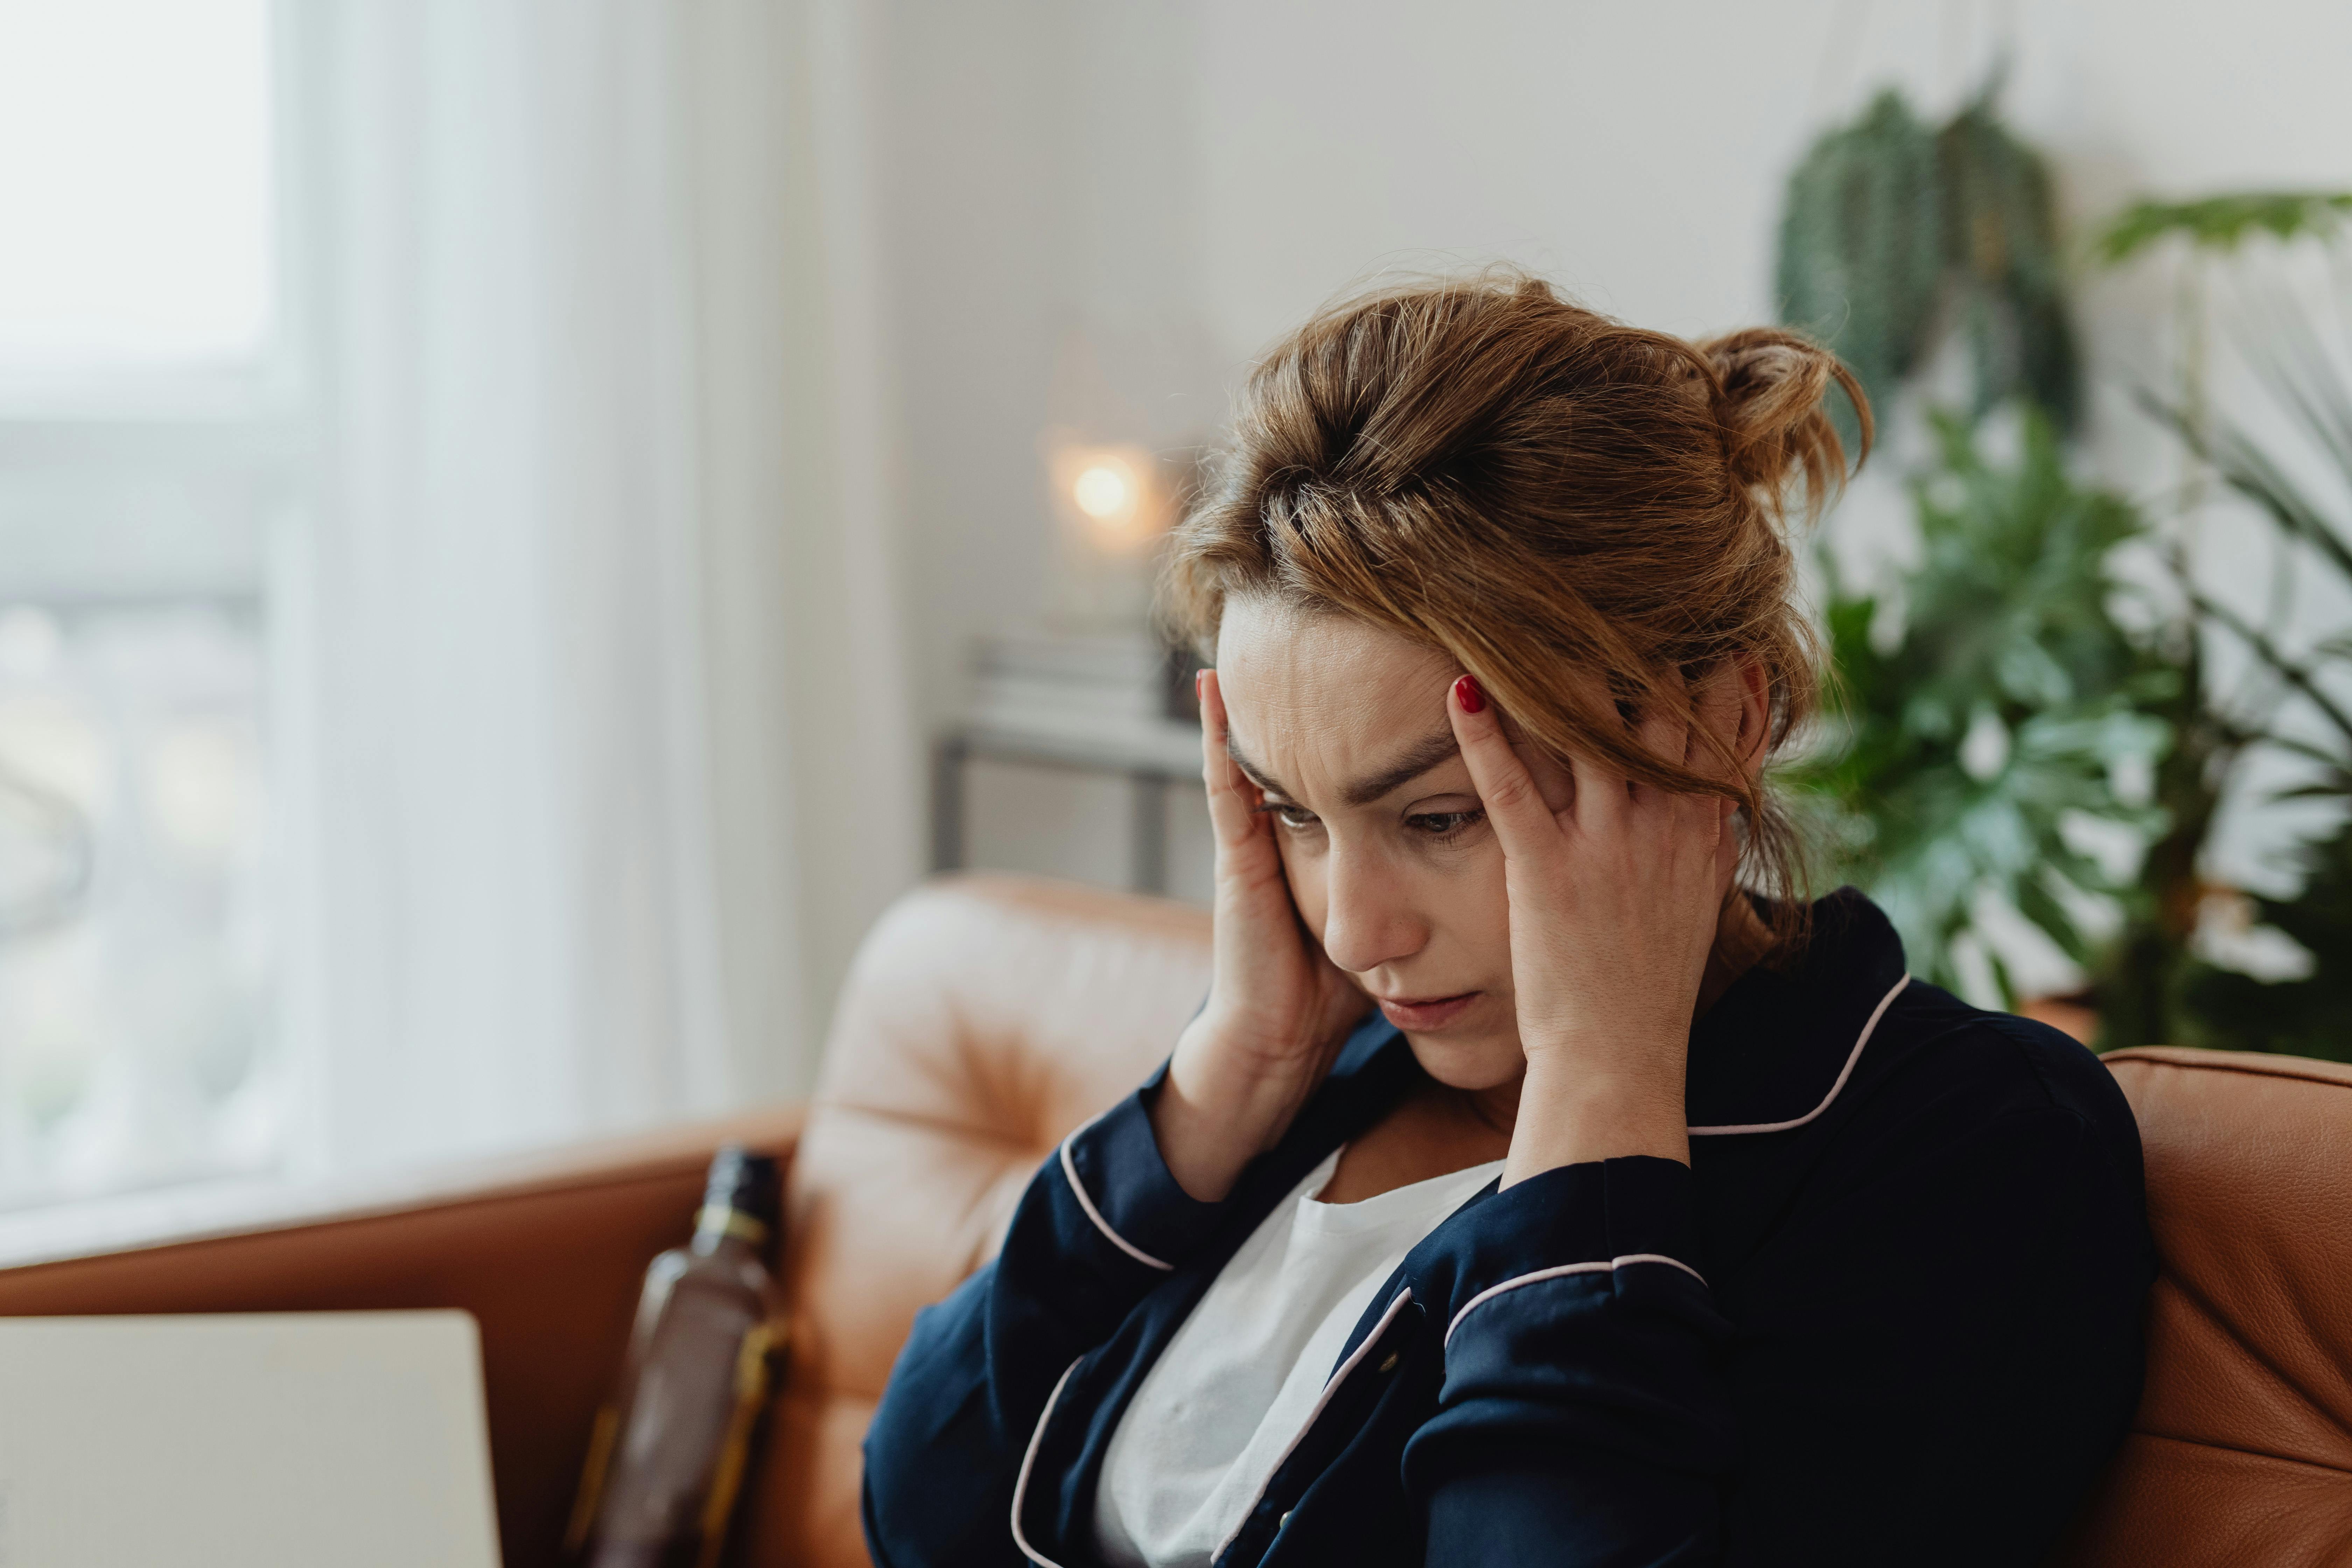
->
xmin=861 ymin=889 xmax=2153 ymax=1567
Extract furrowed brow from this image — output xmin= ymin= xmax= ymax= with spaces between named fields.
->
xmin=1222 ymin=740 xmax=1293 ymax=800
xmin=1225 ymin=730 xmax=1463 ymax=810
xmin=1343 ymin=731 xmax=1461 ymax=808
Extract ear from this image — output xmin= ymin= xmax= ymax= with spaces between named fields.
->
xmin=1696 ymin=658 xmax=1772 ymax=782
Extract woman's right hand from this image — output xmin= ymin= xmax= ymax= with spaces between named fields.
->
xmin=1150 ymin=670 xmax=1367 ymax=1203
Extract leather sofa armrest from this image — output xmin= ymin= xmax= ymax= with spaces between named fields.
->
xmin=0 ymin=1104 xmax=805 ymax=1568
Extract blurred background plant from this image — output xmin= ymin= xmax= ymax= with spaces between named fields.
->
xmin=1777 ymin=78 xmax=2078 ymax=450
xmin=2088 ymin=194 xmax=2352 ymax=1059
xmin=1778 ymin=78 xmax=2159 ymax=1014
xmin=1790 ymin=410 xmax=2169 ymax=1004
xmin=1776 ymin=78 xmax=2352 ymax=1060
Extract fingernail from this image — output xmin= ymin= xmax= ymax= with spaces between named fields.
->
xmin=1195 ymin=670 xmax=1207 ymax=701
xmin=1453 ymin=675 xmax=1486 ymax=714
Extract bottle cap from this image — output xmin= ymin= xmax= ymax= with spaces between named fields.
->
xmin=696 ymin=1144 xmax=782 ymax=1250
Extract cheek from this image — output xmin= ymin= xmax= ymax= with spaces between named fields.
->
xmin=1285 ymin=834 xmax=1513 ymax=954
xmin=1408 ymin=842 xmax=1525 ymax=1089
xmin=1443 ymin=837 xmax=1513 ymax=969
xmin=1275 ymin=834 xmax=1328 ymax=934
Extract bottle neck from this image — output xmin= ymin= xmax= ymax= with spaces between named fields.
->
xmin=691 ymin=1204 xmax=770 ymax=1257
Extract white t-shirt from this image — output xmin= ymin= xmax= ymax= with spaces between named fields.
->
xmin=1092 ymin=1148 xmax=1505 ymax=1568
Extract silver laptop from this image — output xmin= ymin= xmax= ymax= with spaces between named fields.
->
xmin=0 ymin=1311 xmax=503 ymax=1567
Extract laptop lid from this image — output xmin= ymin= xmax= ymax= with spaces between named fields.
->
xmin=0 ymin=1310 xmax=502 ymax=1568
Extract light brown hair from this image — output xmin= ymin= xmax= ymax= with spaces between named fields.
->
xmin=1162 ymin=268 xmax=1868 ymax=944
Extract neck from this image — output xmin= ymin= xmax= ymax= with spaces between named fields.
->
xmin=1697 ymin=888 xmax=1775 ymax=1014
xmin=1463 ymin=888 xmax=1777 ymax=1134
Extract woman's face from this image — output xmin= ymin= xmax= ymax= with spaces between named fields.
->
xmin=1214 ymin=596 xmax=1548 ymax=1092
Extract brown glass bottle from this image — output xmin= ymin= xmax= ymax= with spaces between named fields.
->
xmin=568 ymin=1145 xmax=784 ymax=1568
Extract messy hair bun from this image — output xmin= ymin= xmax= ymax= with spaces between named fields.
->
xmin=1163 ymin=268 xmax=1869 ymax=945
xmin=1700 ymin=326 xmax=1870 ymax=502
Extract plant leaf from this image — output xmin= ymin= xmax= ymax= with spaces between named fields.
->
xmin=2095 ymin=191 xmax=2352 ymax=266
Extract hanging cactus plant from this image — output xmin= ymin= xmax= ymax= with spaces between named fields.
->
xmin=1775 ymin=89 xmax=1944 ymax=446
xmin=1938 ymin=91 xmax=2079 ymax=430
xmin=1777 ymin=82 xmax=2079 ymax=435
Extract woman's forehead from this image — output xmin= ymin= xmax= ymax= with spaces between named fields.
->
xmin=1216 ymin=600 xmax=1446 ymax=709
xmin=1216 ymin=601 xmax=1460 ymax=800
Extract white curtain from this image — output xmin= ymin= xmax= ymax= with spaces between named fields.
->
xmin=280 ymin=0 xmax=919 ymax=1176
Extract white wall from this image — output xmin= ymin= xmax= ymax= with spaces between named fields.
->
xmin=864 ymin=0 xmax=2352 ymax=918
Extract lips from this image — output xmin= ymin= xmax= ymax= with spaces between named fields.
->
xmin=1374 ymin=992 xmax=1479 ymax=1030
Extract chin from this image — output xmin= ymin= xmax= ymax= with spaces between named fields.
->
xmin=1400 ymin=1026 xmax=1526 ymax=1093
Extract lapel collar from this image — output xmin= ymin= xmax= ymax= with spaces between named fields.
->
xmin=1684 ymin=888 xmax=1911 ymax=1135
xmin=1027 ymin=897 xmax=1907 ymax=1561
xmin=1024 ymin=1009 xmax=1421 ymax=1560
xmin=1294 ymin=889 xmax=1913 ymax=1140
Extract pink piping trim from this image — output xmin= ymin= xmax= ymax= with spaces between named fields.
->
xmin=1056 ymin=970 xmax=1908 ymax=1276
xmin=1443 ymin=1254 xmax=1707 ymax=1346
xmin=1210 ymin=1287 xmax=1416 ymax=1563
xmin=1010 ymin=1357 xmax=1083 ymax=1567
xmin=1027 ymin=970 xmax=1913 ymax=1550
xmin=1060 ymin=1125 xmax=1174 ymax=1272
xmin=1687 ymin=973 xmax=1911 ymax=1137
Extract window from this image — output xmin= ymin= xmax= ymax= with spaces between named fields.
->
xmin=0 ymin=0 xmax=288 ymax=1208
xmin=0 ymin=0 xmax=277 ymax=402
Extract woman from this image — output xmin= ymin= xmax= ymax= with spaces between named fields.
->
xmin=862 ymin=272 xmax=2151 ymax=1567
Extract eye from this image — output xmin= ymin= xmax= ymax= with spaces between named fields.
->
xmin=1407 ymin=809 xmax=1486 ymax=842
xmin=1258 ymin=802 xmax=1321 ymax=831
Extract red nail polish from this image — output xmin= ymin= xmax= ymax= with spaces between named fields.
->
xmin=1453 ymin=675 xmax=1486 ymax=714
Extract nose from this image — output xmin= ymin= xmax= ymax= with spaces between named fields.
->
xmin=1316 ymin=841 xmax=1430 ymax=978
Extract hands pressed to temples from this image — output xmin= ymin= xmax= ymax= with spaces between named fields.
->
xmin=1151 ymin=666 xmax=1747 ymax=1205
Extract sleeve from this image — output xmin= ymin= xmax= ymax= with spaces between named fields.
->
xmin=1403 ymin=1155 xmax=1738 ymax=1566
xmin=1712 ymin=1101 xmax=2149 ymax=1565
xmin=1401 ymin=1102 xmax=2149 ymax=1567
xmin=861 ymin=1073 xmax=1233 ymax=1568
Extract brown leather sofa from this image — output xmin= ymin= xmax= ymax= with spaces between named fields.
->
xmin=0 ymin=874 xmax=2345 ymax=1566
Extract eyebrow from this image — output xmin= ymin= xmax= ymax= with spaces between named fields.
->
xmin=1225 ymin=729 xmax=1463 ymax=810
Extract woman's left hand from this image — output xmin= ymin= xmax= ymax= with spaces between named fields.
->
xmin=1443 ymin=674 xmax=1740 ymax=1185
